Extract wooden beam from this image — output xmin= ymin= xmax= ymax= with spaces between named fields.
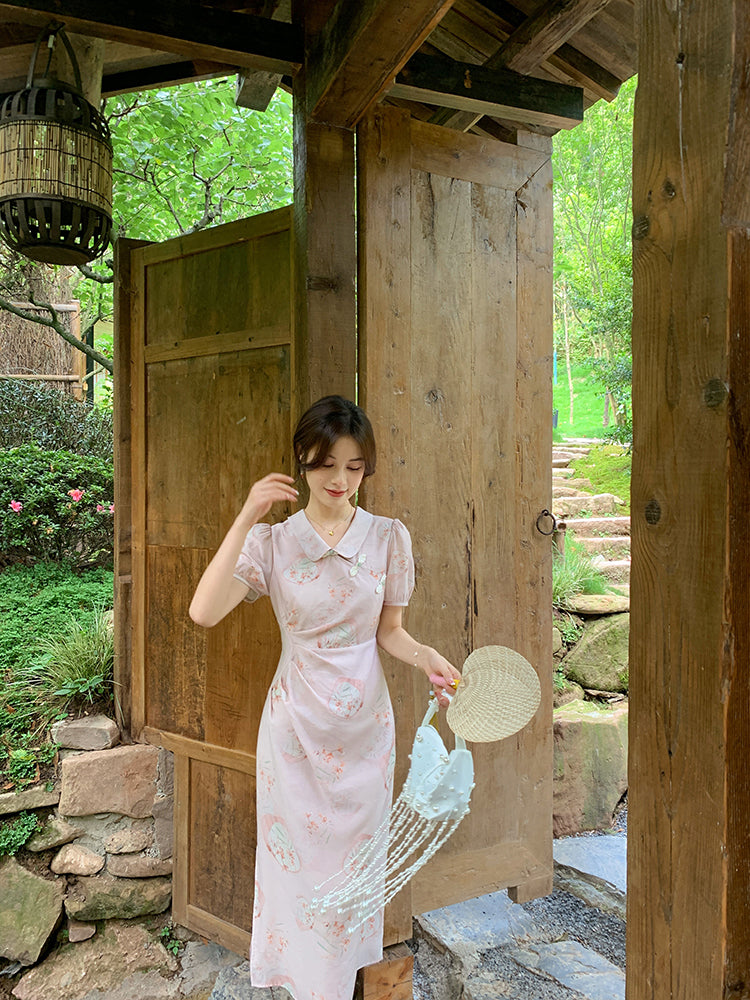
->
xmin=0 ymin=1 xmax=303 ymax=75
xmin=305 ymin=0 xmax=455 ymax=128
xmin=432 ymin=0 xmax=614 ymax=130
xmin=391 ymin=52 xmax=582 ymax=130
xmin=102 ymin=59 xmax=232 ymax=97
xmin=235 ymin=69 xmax=280 ymax=110
xmin=628 ymin=0 xmax=750 ymax=996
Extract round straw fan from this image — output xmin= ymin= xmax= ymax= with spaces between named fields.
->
xmin=446 ymin=645 xmax=541 ymax=742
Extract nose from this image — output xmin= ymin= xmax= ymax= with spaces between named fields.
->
xmin=330 ymin=466 xmax=347 ymax=487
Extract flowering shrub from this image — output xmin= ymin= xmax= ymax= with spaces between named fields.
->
xmin=0 ymin=444 xmax=114 ymax=567
xmin=0 ymin=379 xmax=112 ymax=461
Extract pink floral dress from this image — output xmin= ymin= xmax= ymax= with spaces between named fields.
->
xmin=233 ymin=508 xmax=414 ymax=1000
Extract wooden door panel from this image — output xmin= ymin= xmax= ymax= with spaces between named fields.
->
xmin=124 ymin=207 xmax=294 ymax=954
xmin=358 ymin=109 xmax=553 ymax=933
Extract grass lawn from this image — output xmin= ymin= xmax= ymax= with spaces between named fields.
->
xmin=570 ymin=444 xmax=631 ymax=514
xmin=553 ymin=358 xmax=610 ymax=440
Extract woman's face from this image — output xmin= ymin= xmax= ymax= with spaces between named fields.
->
xmin=303 ymin=436 xmax=365 ymax=508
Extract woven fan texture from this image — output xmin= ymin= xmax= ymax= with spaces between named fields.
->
xmin=446 ymin=645 xmax=541 ymax=742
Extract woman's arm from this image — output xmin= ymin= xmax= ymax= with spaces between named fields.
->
xmin=189 ymin=472 xmax=298 ymax=628
xmin=376 ymin=604 xmax=461 ymax=708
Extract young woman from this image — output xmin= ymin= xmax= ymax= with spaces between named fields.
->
xmin=189 ymin=395 xmax=459 ymax=1000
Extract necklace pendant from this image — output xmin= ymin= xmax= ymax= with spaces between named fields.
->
xmin=328 ymin=529 xmax=334 ymax=536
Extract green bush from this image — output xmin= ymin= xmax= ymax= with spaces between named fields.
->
xmin=0 ymin=444 xmax=114 ymax=566
xmin=30 ymin=605 xmax=115 ymax=709
xmin=0 ymin=379 xmax=112 ymax=461
xmin=552 ymin=536 xmax=611 ymax=608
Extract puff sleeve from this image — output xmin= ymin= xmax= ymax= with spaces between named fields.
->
xmin=233 ymin=522 xmax=273 ymax=603
xmin=383 ymin=519 xmax=415 ymax=606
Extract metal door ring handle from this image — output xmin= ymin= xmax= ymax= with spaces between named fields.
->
xmin=536 ymin=509 xmax=557 ymax=535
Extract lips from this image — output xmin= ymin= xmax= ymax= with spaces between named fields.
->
xmin=326 ymin=489 xmax=346 ymax=497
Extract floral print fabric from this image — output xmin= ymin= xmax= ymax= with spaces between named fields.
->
xmin=233 ymin=508 xmax=414 ymax=1000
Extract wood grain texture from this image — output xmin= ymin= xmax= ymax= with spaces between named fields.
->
xmin=354 ymin=943 xmax=414 ymax=1000
xmin=628 ymin=1 xmax=740 ymax=997
xmin=292 ymin=117 xmax=356 ymax=411
xmin=357 ymin=107 xmax=553 ymax=925
xmin=306 ymin=0 xmax=454 ymax=127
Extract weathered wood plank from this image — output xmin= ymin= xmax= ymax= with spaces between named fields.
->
xmin=235 ymin=69 xmax=281 ymax=111
xmin=141 ymin=728 xmax=256 ymax=774
xmin=354 ymin=943 xmax=413 ymax=1000
xmin=356 ymin=106 xmax=414 ymax=947
xmin=305 ymin=0 xmax=454 ymax=127
xmin=103 ymin=59 xmax=232 ymax=97
xmin=0 ymin=0 xmax=302 ymax=74
xmin=410 ymin=118 xmax=548 ymax=189
xmin=143 ymin=324 xmax=289 ymax=365
xmin=113 ymin=237 xmax=150 ymax=734
xmin=292 ymin=118 xmax=356 ymax=410
xmin=170 ymin=753 xmax=190 ymax=929
xmin=723 ymin=0 xmax=750 ymax=228
xmin=393 ymin=52 xmax=583 ymax=130
xmin=629 ymin=0 xmax=744 ymax=996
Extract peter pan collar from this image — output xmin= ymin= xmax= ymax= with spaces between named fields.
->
xmin=287 ymin=507 xmax=373 ymax=561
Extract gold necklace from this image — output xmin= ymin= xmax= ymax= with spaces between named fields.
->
xmin=306 ymin=508 xmax=355 ymax=537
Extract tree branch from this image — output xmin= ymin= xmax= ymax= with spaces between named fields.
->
xmin=0 ymin=294 xmax=113 ymax=374
xmin=77 ymin=261 xmax=114 ymax=284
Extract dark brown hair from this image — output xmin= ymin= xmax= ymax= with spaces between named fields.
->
xmin=293 ymin=396 xmax=376 ymax=478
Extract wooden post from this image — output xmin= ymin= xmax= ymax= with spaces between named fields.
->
xmin=628 ymin=1 xmax=750 ymax=997
xmin=292 ymin=7 xmax=356 ymax=413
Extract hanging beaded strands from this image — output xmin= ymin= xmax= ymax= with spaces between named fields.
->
xmin=310 ymin=645 xmax=541 ymax=931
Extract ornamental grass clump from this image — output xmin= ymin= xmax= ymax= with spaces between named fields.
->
xmin=30 ymin=605 xmax=115 ymax=710
xmin=552 ymin=536 xmax=611 ymax=609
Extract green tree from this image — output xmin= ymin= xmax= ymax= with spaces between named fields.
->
xmin=0 ymin=79 xmax=294 ymax=382
xmin=553 ymin=76 xmax=635 ymax=435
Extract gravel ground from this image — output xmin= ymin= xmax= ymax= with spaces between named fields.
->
xmin=514 ymin=891 xmax=625 ymax=970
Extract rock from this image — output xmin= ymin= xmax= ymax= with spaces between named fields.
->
xmin=561 ymin=613 xmax=630 ymax=691
xmin=51 ymin=716 xmax=120 ymax=752
xmin=156 ymin=750 xmax=174 ymax=796
xmin=58 ymin=745 xmax=159 ymax=818
xmin=64 ymin=872 xmax=172 ymax=921
xmin=151 ymin=796 xmax=174 ymax=859
xmin=25 ymin=816 xmax=82 ymax=853
xmin=177 ymin=941 xmax=244 ymax=997
xmin=553 ymin=680 xmax=585 ymax=709
xmin=0 ymin=856 xmax=63 ymax=966
xmin=209 ymin=962 xmax=274 ymax=1000
xmin=553 ymin=700 xmax=628 ymax=836
xmin=0 ymin=787 xmax=59 ymax=817
xmin=553 ymin=493 xmax=625 ymax=518
xmin=50 ymin=844 xmax=105 ymax=876
xmin=104 ymin=828 xmax=152 ymax=854
xmin=566 ymin=592 xmax=629 ymax=614
xmin=11 ymin=920 xmax=177 ymax=1000
xmin=67 ymin=919 xmax=96 ymax=943
xmin=107 ymin=854 xmax=173 ymax=877
xmin=62 ymin=815 xmax=153 ymax=856
xmin=552 ymin=627 xmax=563 ymax=655
xmin=510 ymin=940 xmax=625 ymax=1000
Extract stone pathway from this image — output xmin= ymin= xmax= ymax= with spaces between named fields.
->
xmin=411 ymin=831 xmax=627 ymax=1000
xmin=551 ymin=440 xmax=631 ymax=598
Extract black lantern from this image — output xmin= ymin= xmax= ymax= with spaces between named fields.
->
xmin=0 ymin=24 xmax=113 ymax=265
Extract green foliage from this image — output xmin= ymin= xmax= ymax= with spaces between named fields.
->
xmin=30 ymin=606 xmax=114 ymax=709
xmin=556 ymin=613 xmax=584 ymax=646
xmin=0 ymin=561 xmax=113 ymax=676
xmin=593 ymin=355 xmax=632 ymax=444
xmin=4 ymin=738 xmax=57 ymax=788
xmin=0 ymin=811 xmax=39 ymax=856
xmin=570 ymin=444 xmax=631 ymax=514
xmin=553 ymin=77 xmax=635 ymax=427
xmin=554 ymin=360 xmax=609 ymax=438
xmin=552 ymin=537 xmax=611 ymax=609
xmin=159 ymin=923 xmax=182 ymax=957
xmin=0 ymin=379 xmax=113 ymax=460
xmin=0 ymin=444 xmax=114 ymax=566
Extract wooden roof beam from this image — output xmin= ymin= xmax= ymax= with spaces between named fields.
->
xmin=390 ymin=52 xmax=582 ymax=130
xmin=0 ymin=1 xmax=303 ymax=75
xmin=432 ymin=0 xmax=614 ymax=130
xmin=102 ymin=59 xmax=234 ymax=98
xmin=305 ymin=0 xmax=456 ymax=128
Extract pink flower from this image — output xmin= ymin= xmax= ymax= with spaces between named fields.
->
xmin=68 ymin=489 xmax=84 ymax=502
xmin=9 ymin=500 xmax=23 ymax=512
xmin=109 ymin=503 xmax=115 ymax=514
xmin=96 ymin=504 xmax=104 ymax=513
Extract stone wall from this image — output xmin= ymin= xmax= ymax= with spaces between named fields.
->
xmin=0 ymin=716 xmax=174 ymax=969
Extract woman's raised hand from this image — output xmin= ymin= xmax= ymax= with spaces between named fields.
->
xmin=241 ymin=473 xmax=298 ymax=523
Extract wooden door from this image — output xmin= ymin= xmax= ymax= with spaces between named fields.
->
xmin=358 ymin=108 xmax=553 ymax=942
xmin=117 ymin=208 xmax=296 ymax=954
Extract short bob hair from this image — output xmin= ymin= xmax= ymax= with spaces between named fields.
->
xmin=293 ymin=396 xmax=376 ymax=478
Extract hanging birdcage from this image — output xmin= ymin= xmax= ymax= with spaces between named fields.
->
xmin=0 ymin=24 xmax=113 ymax=265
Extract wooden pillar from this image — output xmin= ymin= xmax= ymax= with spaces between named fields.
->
xmin=292 ymin=4 xmax=356 ymax=412
xmin=628 ymin=1 xmax=750 ymax=997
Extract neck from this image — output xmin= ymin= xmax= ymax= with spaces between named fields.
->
xmin=305 ymin=498 xmax=354 ymax=527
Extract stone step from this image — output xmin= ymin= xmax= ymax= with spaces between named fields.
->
xmin=577 ymin=536 xmax=631 ymax=559
xmin=590 ymin=556 xmax=631 ymax=583
xmin=553 ymin=446 xmax=590 ymax=457
xmin=562 ymin=516 xmax=631 ymax=536
xmin=552 ymin=485 xmax=585 ymax=498
xmin=553 ymin=494 xmax=626 ymax=518
xmin=552 ymin=457 xmax=573 ymax=468
xmin=553 ymin=466 xmax=576 ymax=479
